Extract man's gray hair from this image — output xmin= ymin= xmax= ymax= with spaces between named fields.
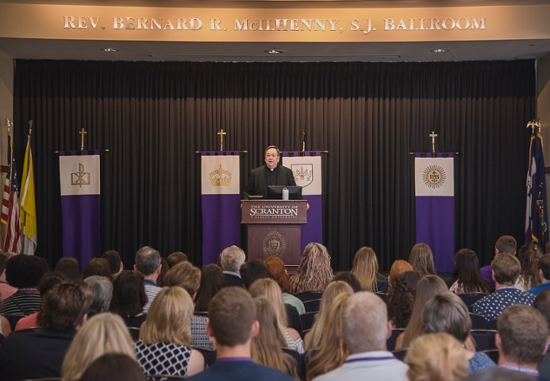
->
xmin=342 ymin=291 xmax=388 ymax=353
xmin=83 ymin=275 xmax=113 ymax=314
xmin=135 ymin=246 xmax=161 ymax=276
xmin=220 ymin=245 xmax=246 ymax=272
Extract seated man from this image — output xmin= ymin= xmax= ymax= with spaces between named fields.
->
xmin=0 ymin=282 xmax=92 ymax=380
xmin=134 ymin=246 xmax=162 ymax=313
xmin=480 ymin=235 xmax=517 ymax=287
xmin=220 ymin=245 xmax=246 ymax=288
xmin=529 ymin=254 xmax=550 ymax=295
xmin=187 ymin=287 xmax=294 ymax=381
xmin=473 ymin=254 xmax=535 ymax=321
xmin=313 ymin=291 xmax=409 ymax=381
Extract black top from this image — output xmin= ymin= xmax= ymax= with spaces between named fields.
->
xmin=242 ymin=165 xmax=296 ymax=200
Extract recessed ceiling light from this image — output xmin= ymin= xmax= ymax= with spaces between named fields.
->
xmin=431 ymin=48 xmax=449 ymax=53
xmin=265 ymin=49 xmax=283 ymax=54
xmin=101 ymin=48 xmax=119 ymax=52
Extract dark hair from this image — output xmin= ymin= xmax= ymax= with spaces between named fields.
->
xmin=80 ymin=353 xmax=146 ymax=381
xmin=539 ymin=254 xmax=550 ymax=280
xmin=495 ymin=235 xmax=517 ymax=255
xmin=240 ymin=259 xmax=269 ymax=289
xmin=452 ymin=249 xmax=491 ymax=293
xmin=81 ymin=258 xmax=113 ymax=281
xmin=534 ymin=289 xmax=550 ymax=326
xmin=517 ymin=244 xmax=543 ymax=289
xmin=109 ymin=270 xmax=147 ymax=317
xmin=134 ymin=246 xmax=161 ymax=276
xmin=156 ymin=257 xmax=169 ymax=287
xmin=101 ymin=250 xmax=122 ymax=275
xmin=55 ymin=258 xmax=81 ymax=281
xmin=195 ymin=264 xmax=227 ymax=312
xmin=332 ymin=271 xmax=362 ymax=293
xmin=6 ymin=254 xmax=49 ymax=288
xmin=387 ymin=271 xmax=420 ymax=328
xmin=37 ymin=271 xmax=67 ymax=296
xmin=167 ymin=252 xmax=188 ymax=268
xmin=38 ymin=282 xmax=92 ymax=330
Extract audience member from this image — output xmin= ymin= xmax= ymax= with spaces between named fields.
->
xmin=102 ymin=250 xmax=123 ymax=276
xmin=186 ymin=287 xmax=294 ymax=381
xmin=61 ymin=313 xmax=136 ymax=381
xmin=408 ymin=242 xmax=437 ymax=278
xmin=241 ymin=259 xmax=270 ymax=289
xmin=290 ymin=243 xmax=334 ymax=294
xmin=249 ymin=278 xmax=305 ymax=354
xmin=195 ymin=264 xmax=227 ymax=312
xmin=304 ymin=281 xmax=354 ymax=350
xmin=156 ymin=257 xmax=169 ymax=287
xmin=332 ymin=271 xmax=362 ymax=293
xmin=80 ymin=353 xmax=147 ymax=381
xmin=496 ymin=305 xmax=549 ymax=378
xmin=449 ymin=249 xmax=491 ymax=294
xmin=167 ymin=251 xmax=188 ymax=268
xmin=465 ymin=367 xmax=539 ymax=381
xmin=134 ymin=246 xmax=162 ymax=313
xmin=387 ymin=271 xmax=420 ymax=328
xmin=81 ymin=258 xmax=113 ymax=281
xmin=472 ymin=254 xmax=535 ymax=321
xmin=220 ymin=245 xmax=246 ymax=287
xmin=534 ymin=289 xmax=550 ymax=378
xmin=405 ymin=333 xmax=469 ymax=381
xmin=15 ymin=271 xmax=67 ymax=331
xmin=54 ymin=257 xmax=80 ymax=282
xmin=109 ymin=270 xmax=147 ymax=328
xmin=0 ymin=254 xmax=49 ymax=316
xmin=0 ymin=252 xmax=16 ymax=298
xmin=395 ymin=274 xmax=448 ymax=349
xmin=422 ymin=292 xmax=496 ymax=373
xmin=252 ymin=297 xmax=298 ymax=378
xmin=83 ymin=275 xmax=113 ymax=318
xmin=350 ymin=246 xmax=388 ymax=292
xmin=135 ymin=287 xmax=204 ymax=377
xmin=306 ymin=293 xmax=350 ymax=381
xmin=388 ymin=259 xmax=414 ymax=286
xmin=311 ymin=291 xmax=408 ymax=381
xmin=480 ymin=235 xmax=517 ymax=287
xmin=0 ymin=282 xmax=92 ymax=380
xmin=529 ymin=254 xmax=550 ymax=295
xmin=265 ymin=256 xmax=305 ymax=314
xmin=516 ymin=244 xmax=543 ymax=291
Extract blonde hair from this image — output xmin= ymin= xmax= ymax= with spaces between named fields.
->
xmin=61 ymin=313 xmax=136 ymax=381
xmin=142 ymin=286 xmax=194 ymax=346
xmin=251 ymin=297 xmax=297 ymax=378
xmin=290 ymin=243 xmax=333 ymax=293
xmin=249 ymin=278 xmax=289 ymax=345
xmin=409 ymin=243 xmax=436 ymax=278
xmin=306 ymin=281 xmax=353 ymax=349
xmin=350 ymin=247 xmax=379 ymax=292
xmin=405 ymin=333 xmax=469 ymax=381
xmin=306 ymin=293 xmax=351 ymax=381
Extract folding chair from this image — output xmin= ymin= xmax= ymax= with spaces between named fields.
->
xmin=470 ymin=329 xmax=498 ymax=351
xmin=294 ymin=291 xmax=323 ymax=303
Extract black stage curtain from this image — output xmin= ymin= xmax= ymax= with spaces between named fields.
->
xmin=13 ymin=60 xmax=535 ymax=271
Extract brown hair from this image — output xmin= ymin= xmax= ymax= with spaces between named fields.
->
xmin=387 ymin=271 xmax=420 ymax=328
xmin=264 ymin=256 xmax=291 ymax=294
xmin=166 ymin=252 xmax=188 ymax=268
xmin=495 ymin=235 xmax=517 ymax=255
xmin=389 ymin=260 xmax=414 ymax=287
xmin=55 ymin=258 xmax=81 ymax=282
xmin=350 ymin=247 xmax=379 ymax=292
xmin=408 ymin=243 xmax=436 ymax=278
xmin=109 ymin=270 xmax=146 ymax=318
xmin=208 ymin=287 xmax=257 ymax=347
xmin=422 ymin=292 xmax=471 ymax=343
xmin=249 ymin=278 xmax=289 ymax=342
xmin=163 ymin=261 xmax=201 ymax=297
xmin=81 ymin=258 xmax=113 ymax=282
xmin=290 ymin=243 xmax=333 ymax=293
xmin=38 ymin=282 xmax=92 ymax=331
xmin=491 ymin=254 xmax=521 ymax=285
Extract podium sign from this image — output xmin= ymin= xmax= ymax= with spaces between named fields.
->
xmin=242 ymin=200 xmax=307 ymax=265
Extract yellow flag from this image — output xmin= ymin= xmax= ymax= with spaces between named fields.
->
xmin=20 ymin=134 xmax=37 ymax=254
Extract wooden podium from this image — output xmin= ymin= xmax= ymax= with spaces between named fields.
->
xmin=241 ymin=200 xmax=307 ymax=266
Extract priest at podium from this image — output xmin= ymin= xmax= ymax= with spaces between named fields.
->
xmin=241 ymin=145 xmax=296 ymax=200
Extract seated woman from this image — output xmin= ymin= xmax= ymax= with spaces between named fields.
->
xmin=265 ymin=256 xmax=305 ymax=315
xmin=350 ymin=246 xmax=388 ymax=292
xmin=54 ymin=257 xmax=80 ymax=282
xmin=61 ymin=312 xmax=137 ymax=381
xmin=449 ymin=249 xmax=491 ymax=294
xmin=249 ymin=278 xmax=305 ymax=354
xmin=386 ymin=271 xmax=420 ymax=329
xmin=405 ymin=333 xmax=469 ymax=381
xmin=251 ymin=297 xmax=298 ymax=379
xmin=408 ymin=243 xmax=437 ymax=278
xmin=422 ymin=292 xmax=496 ymax=373
xmin=303 ymin=281 xmax=353 ymax=350
xmin=305 ymin=293 xmax=350 ymax=381
xmin=80 ymin=353 xmax=146 ymax=381
xmin=194 ymin=264 xmax=227 ymax=313
xmin=134 ymin=286 xmax=204 ymax=377
xmin=515 ymin=243 xmax=543 ymax=291
xmin=395 ymin=275 xmax=448 ymax=350
xmin=290 ymin=243 xmax=333 ymax=294
xmin=109 ymin=270 xmax=147 ymax=328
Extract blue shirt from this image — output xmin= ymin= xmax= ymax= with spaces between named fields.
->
xmin=528 ymin=282 xmax=550 ymax=295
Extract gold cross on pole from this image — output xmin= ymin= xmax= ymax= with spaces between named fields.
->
xmin=79 ymin=128 xmax=87 ymax=151
xmin=429 ymin=131 xmax=438 ymax=154
xmin=217 ymin=129 xmax=227 ymax=151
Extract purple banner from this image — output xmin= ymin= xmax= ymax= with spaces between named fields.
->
xmin=415 ymin=196 xmax=454 ymax=272
xmin=61 ymin=194 xmax=101 ymax=271
xmin=301 ymin=195 xmax=323 ymax=252
xmin=202 ymin=194 xmax=241 ymax=265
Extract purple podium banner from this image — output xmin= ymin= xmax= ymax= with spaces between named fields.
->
xmin=415 ymin=155 xmax=455 ymax=272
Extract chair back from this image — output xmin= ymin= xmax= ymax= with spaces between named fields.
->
xmin=128 ymin=326 xmax=141 ymax=341
xmin=458 ymin=293 xmax=488 ymax=311
xmin=282 ymin=347 xmax=304 ymax=380
xmin=303 ymin=299 xmax=321 ymax=313
xmin=299 ymin=312 xmax=317 ymax=331
xmin=146 ymin=375 xmax=186 ymax=381
xmin=387 ymin=328 xmax=405 ymax=351
xmin=470 ymin=329 xmax=498 ymax=351
xmin=294 ymin=291 xmax=323 ymax=303
xmin=482 ymin=349 xmax=499 ymax=363
xmin=392 ymin=348 xmax=408 ymax=361
xmin=469 ymin=313 xmax=489 ymax=329
xmin=4 ymin=314 xmax=24 ymax=331
xmin=375 ymin=292 xmax=387 ymax=303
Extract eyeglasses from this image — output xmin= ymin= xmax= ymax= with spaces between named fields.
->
xmin=265 ymin=154 xmax=278 ymax=158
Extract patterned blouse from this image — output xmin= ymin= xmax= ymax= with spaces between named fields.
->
xmin=472 ymin=287 xmax=535 ymax=321
xmin=134 ymin=340 xmax=192 ymax=377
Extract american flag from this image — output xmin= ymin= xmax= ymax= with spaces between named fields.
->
xmin=1 ymin=132 xmax=21 ymax=254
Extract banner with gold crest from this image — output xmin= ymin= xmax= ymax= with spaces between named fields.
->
xmin=414 ymin=154 xmax=455 ymax=272
xmin=201 ymin=152 xmax=240 ymax=265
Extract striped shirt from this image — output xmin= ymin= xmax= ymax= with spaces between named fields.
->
xmin=0 ymin=292 xmax=41 ymax=316
xmin=143 ymin=281 xmax=161 ymax=314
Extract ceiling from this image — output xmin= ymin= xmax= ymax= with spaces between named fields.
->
xmin=1 ymin=0 xmax=550 ymax=62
